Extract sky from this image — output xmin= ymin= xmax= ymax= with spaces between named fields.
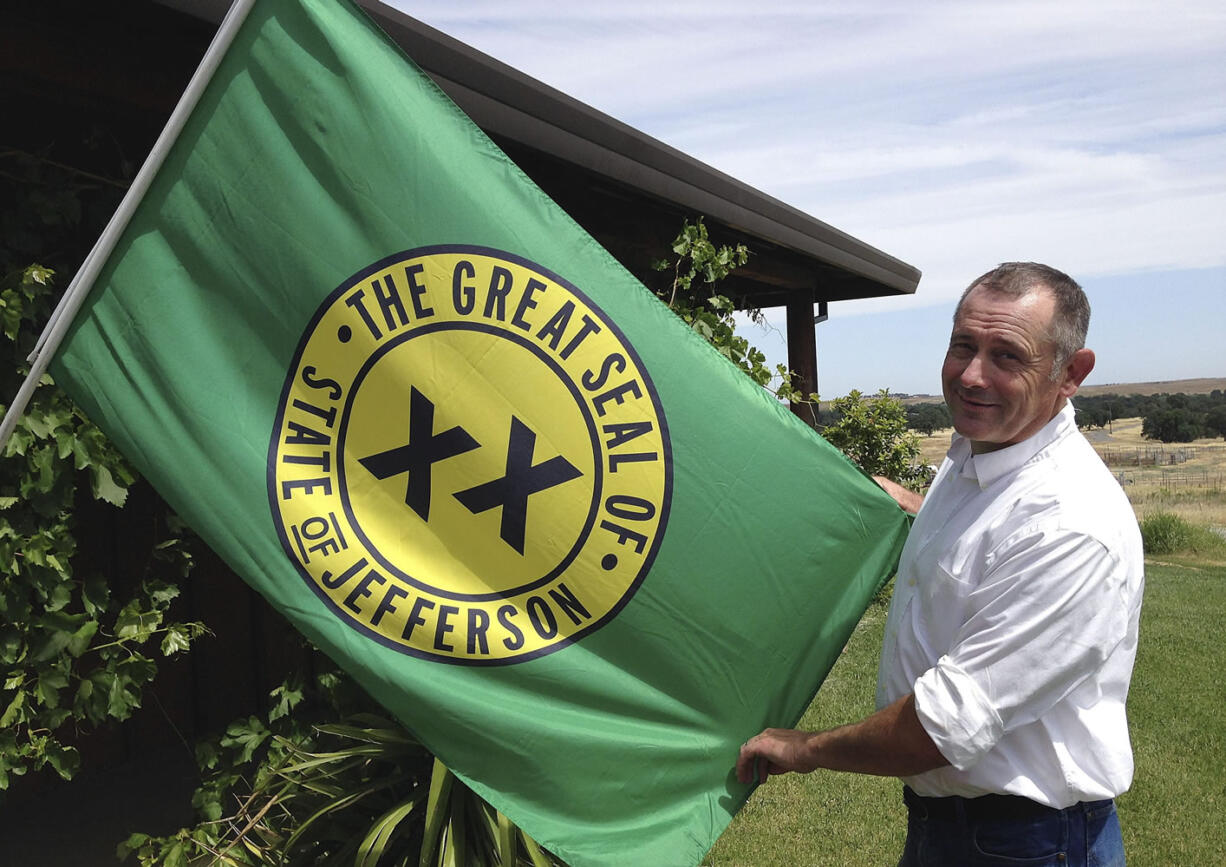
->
xmin=388 ymin=0 xmax=1225 ymax=397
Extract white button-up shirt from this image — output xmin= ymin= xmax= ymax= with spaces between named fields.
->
xmin=876 ymin=402 xmax=1144 ymax=808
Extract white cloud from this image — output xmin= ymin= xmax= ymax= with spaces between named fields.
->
xmin=387 ymin=0 xmax=1226 ymax=315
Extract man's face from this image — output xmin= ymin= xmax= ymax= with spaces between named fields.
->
xmin=941 ymin=286 xmax=1071 ymax=454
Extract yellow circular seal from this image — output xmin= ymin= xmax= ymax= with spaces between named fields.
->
xmin=269 ymin=246 xmax=671 ymax=664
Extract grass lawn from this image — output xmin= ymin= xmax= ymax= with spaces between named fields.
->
xmin=704 ymin=557 xmax=1226 ymax=865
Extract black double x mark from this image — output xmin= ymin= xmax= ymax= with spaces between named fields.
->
xmin=358 ymin=387 xmax=479 ymax=522
xmin=358 ymin=387 xmax=581 ymax=554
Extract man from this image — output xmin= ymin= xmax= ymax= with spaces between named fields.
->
xmin=736 ymin=263 xmax=1144 ymax=865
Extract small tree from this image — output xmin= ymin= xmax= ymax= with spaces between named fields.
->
xmin=905 ymin=402 xmax=951 ymax=436
xmin=821 ymin=390 xmax=930 ymax=489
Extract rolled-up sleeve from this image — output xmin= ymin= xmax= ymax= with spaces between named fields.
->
xmin=911 ymin=525 xmax=1129 ymax=770
xmin=914 ymin=658 xmax=1002 ymax=770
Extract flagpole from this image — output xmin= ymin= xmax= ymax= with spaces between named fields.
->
xmin=0 ymin=0 xmax=259 ymax=450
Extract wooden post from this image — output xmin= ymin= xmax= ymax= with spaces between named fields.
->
xmin=785 ymin=292 xmax=819 ymax=428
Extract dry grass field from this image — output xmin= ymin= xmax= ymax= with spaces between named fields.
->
xmin=915 ymin=417 xmax=1226 ymax=529
xmin=1077 ymin=377 xmax=1226 ymax=399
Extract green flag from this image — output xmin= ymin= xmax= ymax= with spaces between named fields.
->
xmin=43 ymin=0 xmax=909 ymax=863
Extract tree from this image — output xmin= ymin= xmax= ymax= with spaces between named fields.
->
xmin=905 ymin=402 xmax=951 ymax=436
xmin=1075 ymin=405 xmax=1111 ymax=430
xmin=821 ymin=390 xmax=930 ymax=489
xmin=1204 ymin=405 xmax=1226 ymax=440
xmin=1141 ymin=408 xmax=1202 ymax=443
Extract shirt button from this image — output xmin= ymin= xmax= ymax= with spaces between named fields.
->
xmin=908 ymin=578 xmax=916 ymax=586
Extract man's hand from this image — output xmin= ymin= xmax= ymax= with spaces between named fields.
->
xmin=873 ymin=475 xmax=924 ymax=515
xmin=734 ymin=695 xmax=949 ymax=785
xmin=735 ymin=728 xmax=819 ymax=784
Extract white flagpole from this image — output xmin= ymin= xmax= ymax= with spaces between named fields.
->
xmin=0 ymin=0 xmax=259 ymax=450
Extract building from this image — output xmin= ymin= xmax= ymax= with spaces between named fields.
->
xmin=0 ymin=2 xmax=920 ymax=862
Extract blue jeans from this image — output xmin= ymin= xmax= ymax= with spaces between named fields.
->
xmin=898 ymin=787 xmax=1125 ymax=866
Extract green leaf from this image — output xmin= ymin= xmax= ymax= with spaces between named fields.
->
xmin=116 ymin=832 xmax=151 ymax=861
xmin=0 ymin=690 xmax=26 ymax=727
xmin=32 ymin=610 xmax=88 ymax=661
xmin=161 ymin=625 xmax=192 ymax=656
xmin=268 ymin=676 xmax=305 ymax=722
xmin=44 ymin=742 xmax=80 ymax=780
xmin=28 ymin=444 xmax=61 ymax=494
xmin=520 ymin=829 xmax=554 ymax=867
xmin=4 ymin=427 xmax=32 ymax=457
xmin=82 ymin=574 xmax=110 ymax=617
xmin=46 ymin=580 xmax=72 ymax=611
xmin=0 ymin=627 xmax=23 ymax=665
xmin=145 ymin=580 xmax=180 ymax=609
xmin=24 ymin=264 xmax=54 ymax=287
xmin=36 ymin=668 xmax=70 ymax=708
xmin=221 ymin=716 xmax=271 ymax=764
xmin=195 ymin=740 xmax=222 ymax=771
xmin=356 ymin=791 xmax=425 ymax=867
xmin=21 ymin=412 xmax=55 ymax=440
xmin=191 ymin=781 xmax=226 ymax=822
xmin=73 ymin=677 xmax=98 ymax=722
xmin=164 ymin=841 xmax=186 ymax=867
xmin=495 ymin=809 xmax=516 ymax=866
xmin=115 ymin=602 xmax=162 ymax=640
xmin=444 ymin=790 xmax=468 ymax=867
xmin=90 ymin=464 xmax=129 ymax=507
xmin=106 ymin=670 xmax=143 ymax=720
xmin=419 ymin=759 xmax=455 ymax=867
xmin=43 ymin=707 xmax=72 ymax=729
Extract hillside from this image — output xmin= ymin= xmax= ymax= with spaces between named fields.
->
xmin=1077 ymin=377 xmax=1226 ymax=398
xmin=894 ymin=376 xmax=1225 ymax=406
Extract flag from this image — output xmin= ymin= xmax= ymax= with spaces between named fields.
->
xmin=43 ymin=0 xmax=909 ymax=863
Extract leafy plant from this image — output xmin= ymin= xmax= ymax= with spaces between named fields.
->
xmin=820 ymin=389 xmax=930 ymax=489
xmin=1139 ymin=511 xmax=1193 ymax=555
xmin=1139 ymin=511 xmax=1226 ymax=558
xmin=1141 ymin=408 xmax=1203 ymax=443
xmin=650 ymin=219 xmax=814 ymax=405
xmin=119 ymin=664 xmax=561 ymax=867
xmin=0 ymin=263 xmax=207 ymax=794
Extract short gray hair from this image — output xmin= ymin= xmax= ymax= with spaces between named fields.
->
xmin=955 ymin=262 xmax=1090 ymax=380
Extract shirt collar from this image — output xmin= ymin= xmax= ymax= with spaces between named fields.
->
xmin=953 ymin=401 xmax=1077 ymax=488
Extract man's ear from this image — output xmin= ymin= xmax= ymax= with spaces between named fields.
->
xmin=1059 ymin=348 xmax=1095 ymax=398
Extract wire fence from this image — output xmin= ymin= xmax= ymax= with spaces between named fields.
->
xmin=1113 ymin=469 xmax=1225 ymax=491
xmin=1099 ymin=446 xmax=1199 ymax=467
xmin=1096 ymin=444 xmax=1226 ymax=491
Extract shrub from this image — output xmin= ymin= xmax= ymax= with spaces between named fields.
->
xmin=1140 ymin=512 xmax=1194 ymax=554
xmin=821 ymin=389 xmax=930 ymax=489
xmin=1139 ymin=512 xmax=1226 ymax=557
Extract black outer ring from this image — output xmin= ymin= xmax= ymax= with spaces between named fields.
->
xmin=267 ymin=245 xmax=675 ymax=666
